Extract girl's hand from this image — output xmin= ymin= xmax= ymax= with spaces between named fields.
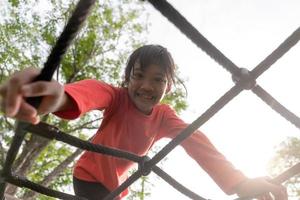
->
xmin=234 ymin=177 xmax=288 ymax=200
xmin=0 ymin=67 xmax=65 ymax=124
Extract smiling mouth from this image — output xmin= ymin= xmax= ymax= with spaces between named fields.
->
xmin=136 ymin=93 xmax=155 ymax=101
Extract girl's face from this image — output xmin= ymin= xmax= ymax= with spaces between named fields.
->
xmin=128 ymin=63 xmax=169 ymax=115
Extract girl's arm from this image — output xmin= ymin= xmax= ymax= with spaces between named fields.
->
xmin=159 ymin=105 xmax=287 ymax=199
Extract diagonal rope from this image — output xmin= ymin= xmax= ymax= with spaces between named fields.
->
xmin=272 ymin=163 xmax=300 ymax=184
xmin=25 ymin=122 xmax=142 ymax=163
xmin=102 ymin=169 xmax=144 ymax=200
xmin=6 ymin=173 xmax=87 ymax=200
xmin=27 ymin=0 xmax=96 ymax=107
xmin=0 ymin=122 xmax=30 ymax=198
xmin=252 ymin=85 xmax=300 ymax=129
xmin=148 ymin=84 xmax=243 ymax=168
xmin=26 ymin=123 xmax=209 ymax=199
xmin=147 ymin=0 xmax=240 ymax=77
xmin=146 ymin=1 xmax=300 ymax=199
xmin=247 ymin=27 xmax=300 ymax=129
xmin=26 ymin=122 xmax=211 ymax=200
xmin=147 ymin=0 xmax=300 ymax=131
xmin=251 ymin=27 xmax=300 ymax=79
xmin=0 ymin=0 xmax=96 ymax=199
xmin=152 ymin=166 xmax=209 ymax=200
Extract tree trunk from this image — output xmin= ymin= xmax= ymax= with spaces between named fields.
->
xmin=6 ymin=135 xmax=50 ymax=195
xmin=5 ymin=117 xmax=98 ymax=197
xmin=22 ymin=148 xmax=83 ymax=199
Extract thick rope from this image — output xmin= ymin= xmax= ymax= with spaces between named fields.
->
xmin=152 ymin=166 xmax=209 ymax=200
xmin=0 ymin=122 xmax=29 ymax=199
xmin=27 ymin=0 xmax=96 ymax=107
xmin=148 ymin=84 xmax=243 ymax=168
xmin=272 ymin=163 xmax=300 ymax=184
xmin=2 ymin=0 xmax=97 ymax=177
xmin=146 ymin=1 xmax=300 ymax=199
xmin=102 ymin=170 xmax=144 ymax=200
xmin=251 ymin=27 xmax=300 ymax=79
xmin=26 ymin=123 xmax=211 ymax=200
xmin=147 ymin=0 xmax=240 ymax=77
xmin=249 ymin=27 xmax=300 ymax=129
xmin=6 ymin=173 xmax=87 ymax=200
xmin=25 ymin=122 xmax=142 ymax=163
xmin=0 ymin=0 xmax=96 ymax=199
xmin=26 ymin=121 xmax=212 ymax=200
xmin=146 ymin=0 xmax=300 ymax=131
xmin=252 ymin=85 xmax=300 ymax=128
xmin=2 ymin=0 xmax=300 ymax=199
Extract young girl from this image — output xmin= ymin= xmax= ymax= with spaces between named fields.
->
xmin=0 ymin=45 xmax=287 ymax=200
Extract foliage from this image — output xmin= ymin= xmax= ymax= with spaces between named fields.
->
xmin=127 ymin=175 xmax=153 ymax=200
xmin=162 ymin=71 xmax=188 ymax=114
xmin=267 ymin=137 xmax=300 ymax=198
xmin=0 ymin=0 xmax=188 ymax=199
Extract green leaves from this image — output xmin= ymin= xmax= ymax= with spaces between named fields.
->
xmin=0 ymin=0 xmax=148 ymax=199
xmin=8 ymin=0 xmax=20 ymax=7
xmin=0 ymin=0 xmax=188 ymax=199
xmin=268 ymin=137 xmax=300 ymax=197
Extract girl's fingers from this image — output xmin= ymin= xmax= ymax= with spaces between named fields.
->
xmin=16 ymin=114 xmax=40 ymax=125
xmin=15 ymin=101 xmax=40 ymax=124
xmin=266 ymin=183 xmax=287 ymax=200
xmin=257 ymin=193 xmax=272 ymax=200
xmin=21 ymin=81 xmax=61 ymax=97
xmin=18 ymin=101 xmax=37 ymax=117
xmin=21 ymin=81 xmax=64 ymax=115
xmin=263 ymin=194 xmax=273 ymax=200
xmin=5 ymin=77 xmax=23 ymax=117
xmin=1 ymin=68 xmax=40 ymax=117
xmin=235 ymin=177 xmax=288 ymax=200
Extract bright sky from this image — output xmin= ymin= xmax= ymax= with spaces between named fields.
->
xmin=141 ymin=0 xmax=300 ymax=199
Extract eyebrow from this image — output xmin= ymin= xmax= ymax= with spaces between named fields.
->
xmin=134 ymin=70 xmax=165 ymax=77
xmin=133 ymin=65 xmax=167 ymax=77
xmin=154 ymin=72 xmax=166 ymax=77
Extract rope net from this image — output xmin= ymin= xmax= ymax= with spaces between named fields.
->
xmin=1 ymin=0 xmax=300 ymax=199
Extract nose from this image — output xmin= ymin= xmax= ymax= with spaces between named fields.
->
xmin=140 ymin=79 xmax=154 ymax=91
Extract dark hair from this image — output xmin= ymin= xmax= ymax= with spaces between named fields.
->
xmin=122 ymin=44 xmax=176 ymax=87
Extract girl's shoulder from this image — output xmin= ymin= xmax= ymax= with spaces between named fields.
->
xmin=155 ymin=103 xmax=178 ymax=117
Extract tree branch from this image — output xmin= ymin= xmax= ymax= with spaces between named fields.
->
xmin=66 ymin=117 xmax=102 ymax=133
xmin=6 ymin=135 xmax=50 ymax=195
xmin=22 ymin=147 xmax=83 ymax=199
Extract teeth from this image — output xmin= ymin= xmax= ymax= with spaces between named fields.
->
xmin=137 ymin=93 xmax=154 ymax=100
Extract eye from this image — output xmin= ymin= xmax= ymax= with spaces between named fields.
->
xmin=154 ymin=77 xmax=167 ymax=83
xmin=132 ymin=72 xmax=144 ymax=79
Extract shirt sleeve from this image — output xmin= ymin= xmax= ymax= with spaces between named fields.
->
xmin=157 ymin=105 xmax=247 ymax=195
xmin=54 ymin=79 xmax=116 ymax=119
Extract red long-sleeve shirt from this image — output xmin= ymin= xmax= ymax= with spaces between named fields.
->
xmin=55 ymin=79 xmax=246 ymax=199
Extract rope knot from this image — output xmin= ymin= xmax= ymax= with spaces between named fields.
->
xmin=232 ymin=68 xmax=256 ymax=90
xmin=138 ymin=156 xmax=152 ymax=176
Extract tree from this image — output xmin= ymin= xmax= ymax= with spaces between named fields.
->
xmin=267 ymin=137 xmax=300 ymax=198
xmin=0 ymin=0 xmax=187 ymax=199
